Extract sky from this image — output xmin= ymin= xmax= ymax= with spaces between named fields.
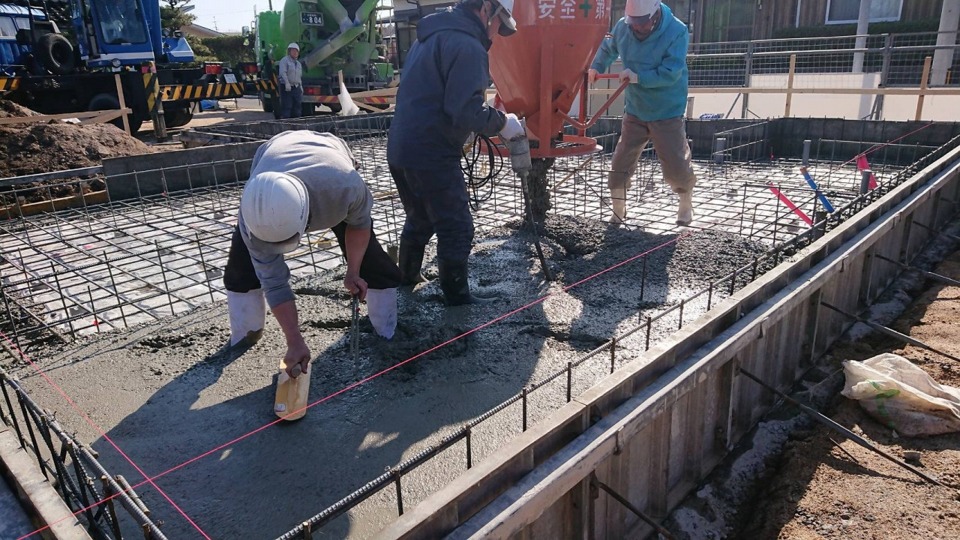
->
xmin=189 ymin=0 xmax=261 ymax=34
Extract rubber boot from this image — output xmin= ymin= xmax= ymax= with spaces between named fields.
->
xmin=610 ymin=187 xmax=627 ymax=224
xmin=438 ymin=259 xmax=496 ymax=306
xmin=227 ymin=289 xmax=265 ymax=347
xmin=677 ymin=190 xmax=694 ymax=226
xmin=399 ymin=241 xmax=427 ymax=286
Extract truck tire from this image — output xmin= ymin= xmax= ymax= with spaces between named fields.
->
xmin=259 ymin=91 xmax=273 ymax=113
xmin=88 ymin=93 xmax=141 ymax=133
xmin=37 ymin=33 xmax=76 ymax=75
xmin=164 ymin=107 xmax=194 ymax=128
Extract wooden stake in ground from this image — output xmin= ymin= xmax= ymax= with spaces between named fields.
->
xmin=275 ymin=359 xmax=310 ymax=421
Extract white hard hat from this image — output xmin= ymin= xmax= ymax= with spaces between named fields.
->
xmin=495 ymin=0 xmax=517 ymax=37
xmin=287 ymin=42 xmax=300 ymax=51
xmin=625 ymin=0 xmax=660 ymax=19
xmin=240 ymin=171 xmax=309 ymax=254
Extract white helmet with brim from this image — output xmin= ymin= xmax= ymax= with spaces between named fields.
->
xmin=495 ymin=0 xmax=517 ymax=37
xmin=239 ymin=171 xmax=309 ymax=254
xmin=625 ymin=0 xmax=661 ymax=19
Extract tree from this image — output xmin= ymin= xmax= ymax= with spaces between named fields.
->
xmin=160 ymin=0 xmax=196 ymax=32
xmin=201 ymin=36 xmax=256 ymax=67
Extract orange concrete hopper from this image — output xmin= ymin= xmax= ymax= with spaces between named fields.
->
xmin=489 ymin=0 xmax=623 ymax=158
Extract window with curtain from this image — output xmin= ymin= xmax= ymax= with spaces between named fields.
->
xmin=826 ymin=0 xmax=902 ymax=24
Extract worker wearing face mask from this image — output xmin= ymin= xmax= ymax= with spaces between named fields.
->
xmin=589 ymin=0 xmax=697 ymax=227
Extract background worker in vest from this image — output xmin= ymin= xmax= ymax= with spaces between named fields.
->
xmin=387 ymin=0 xmax=523 ymax=305
xmin=224 ymin=131 xmax=401 ymax=378
xmin=589 ymin=0 xmax=697 ymax=226
xmin=278 ymin=42 xmax=303 ymax=119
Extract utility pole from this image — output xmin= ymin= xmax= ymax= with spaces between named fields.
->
xmin=932 ymin=0 xmax=960 ymax=86
xmin=852 ymin=0 xmax=872 ymax=73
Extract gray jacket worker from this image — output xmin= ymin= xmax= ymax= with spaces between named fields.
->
xmin=224 ymin=131 xmax=401 ymax=377
xmin=386 ymin=0 xmax=523 ymax=306
xmin=278 ymin=43 xmax=303 ymax=119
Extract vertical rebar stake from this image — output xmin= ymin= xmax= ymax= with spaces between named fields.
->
xmin=87 ymin=286 xmax=100 ymax=333
xmin=104 ymin=251 xmax=127 ymax=329
xmin=1 ymin=280 xmax=21 ymax=348
xmin=707 ymin=281 xmax=714 ymax=311
xmin=195 ymin=233 xmax=216 ymax=303
xmin=567 ymin=362 xmax=573 ymax=402
xmin=351 ymin=296 xmax=360 ymax=364
xmin=50 ymin=262 xmax=74 ymax=338
xmin=465 ymin=427 xmax=472 ymax=469
xmin=645 ymin=316 xmax=653 ymax=351
xmin=155 ymin=241 xmax=175 ymax=316
xmin=522 ymin=387 xmax=528 ymax=432
xmin=678 ymin=299 xmax=685 ymax=330
xmin=394 ymin=470 xmax=404 ymax=515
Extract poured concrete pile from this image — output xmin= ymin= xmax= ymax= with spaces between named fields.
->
xmin=13 ymin=216 xmax=772 ymax=539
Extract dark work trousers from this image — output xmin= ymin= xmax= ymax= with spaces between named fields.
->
xmin=389 ymin=165 xmax=474 ymax=263
xmin=223 ymin=222 xmax=401 ymax=293
xmin=279 ymin=85 xmax=303 ymax=119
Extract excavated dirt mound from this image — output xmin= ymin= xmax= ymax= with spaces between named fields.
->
xmin=0 ymin=122 xmax=153 ymax=178
xmin=0 ymin=99 xmax=38 ymax=118
xmin=0 ymin=100 xmax=155 ymax=207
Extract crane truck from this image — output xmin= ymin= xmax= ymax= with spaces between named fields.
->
xmin=0 ymin=0 xmax=246 ymax=132
xmin=256 ymin=0 xmax=395 ymax=116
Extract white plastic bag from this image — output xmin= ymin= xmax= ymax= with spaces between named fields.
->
xmin=365 ymin=288 xmax=397 ymax=340
xmin=338 ymin=78 xmax=360 ymax=116
xmin=842 ymin=353 xmax=960 ymax=436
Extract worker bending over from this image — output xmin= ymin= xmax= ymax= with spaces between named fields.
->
xmin=387 ymin=0 xmax=523 ymax=305
xmin=224 ymin=131 xmax=401 ymax=377
xmin=589 ymin=0 xmax=697 ymax=226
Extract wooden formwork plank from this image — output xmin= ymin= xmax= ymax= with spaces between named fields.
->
xmin=385 ymin=146 xmax=960 ymax=539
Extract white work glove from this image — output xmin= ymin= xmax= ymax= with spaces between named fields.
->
xmin=619 ymin=68 xmax=637 ymax=85
xmin=500 ymin=113 xmax=524 ymax=141
xmin=285 ymin=83 xmax=292 ymax=92
xmin=587 ymin=68 xmax=598 ymax=85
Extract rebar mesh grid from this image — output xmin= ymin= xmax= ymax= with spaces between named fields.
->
xmin=4 ymin=115 xmax=959 ymax=539
xmin=0 ymin=123 xmax=905 ymax=350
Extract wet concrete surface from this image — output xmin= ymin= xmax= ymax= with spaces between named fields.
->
xmin=8 ymin=216 xmax=774 ymax=539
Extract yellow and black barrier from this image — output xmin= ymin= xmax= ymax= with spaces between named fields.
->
xmin=0 ymin=77 xmax=20 ymax=93
xmin=141 ymin=61 xmax=167 ymax=140
xmin=160 ymin=82 xmax=244 ymax=102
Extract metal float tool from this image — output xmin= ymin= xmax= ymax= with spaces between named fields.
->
xmin=739 ymin=368 xmax=945 ymax=487
xmin=506 ymin=125 xmax=554 ymax=282
xmin=821 ymin=301 xmax=960 ymax=364
xmin=274 ymin=358 xmax=310 ymax=422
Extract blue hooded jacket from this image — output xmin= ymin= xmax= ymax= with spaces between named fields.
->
xmin=387 ymin=5 xmax=506 ymax=169
xmin=590 ymin=3 xmax=689 ymax=122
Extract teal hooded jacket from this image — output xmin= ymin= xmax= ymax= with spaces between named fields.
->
xmin=590 ymin=3 xmax=689 ymax=122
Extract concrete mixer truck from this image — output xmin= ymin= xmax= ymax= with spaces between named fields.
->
xmin=255 ymin=0 xmax=395 ymax=116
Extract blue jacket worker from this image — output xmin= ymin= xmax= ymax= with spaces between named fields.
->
xmin=589 ymin=0 xmax=697 ymax=226
xmin=223 ymin=131 xmax=401 ymax=378
xmin=387 ymin=0 xmax=523 ymax=306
